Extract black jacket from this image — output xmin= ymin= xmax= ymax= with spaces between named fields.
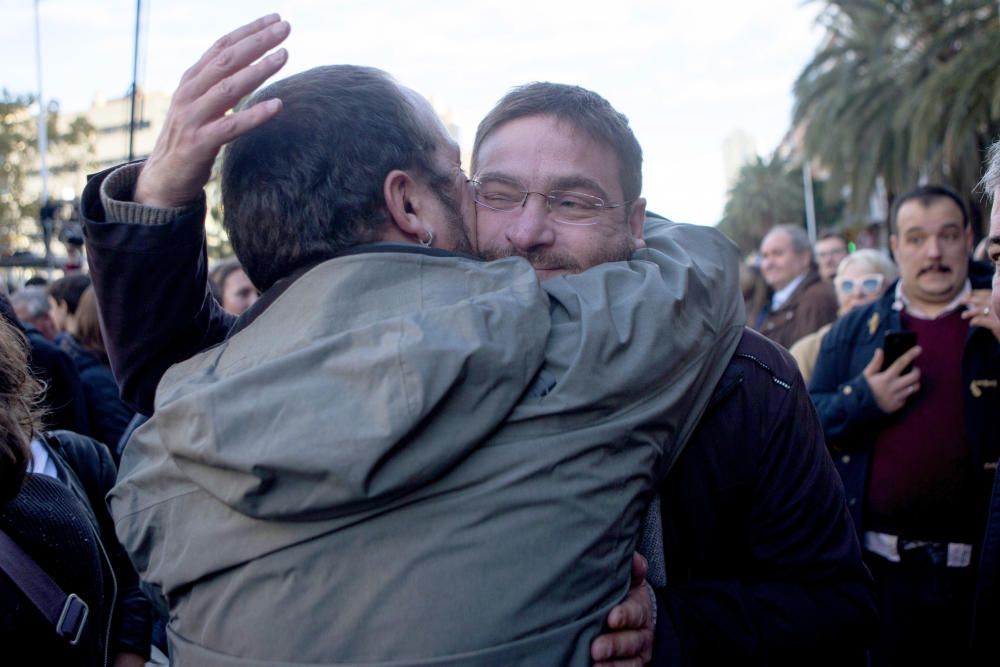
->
xmin=42 ymin=430 xmax=152 ymax=659
xmin=654 ymin=329 xmax=878 ymax=665
xmin=59 ymin=335 xmax=135 ymax=456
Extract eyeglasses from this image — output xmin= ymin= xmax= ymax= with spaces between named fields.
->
xmin=835 ymin=273 xmax=885 ymax=296
xmin=470 ymin=179 xmax=627 ymax=226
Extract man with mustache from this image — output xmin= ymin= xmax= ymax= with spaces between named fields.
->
xmin=810 ymin=184 xmax=1000 ymax=665
xmin=79 ymin=15 xmax=745 ymax=665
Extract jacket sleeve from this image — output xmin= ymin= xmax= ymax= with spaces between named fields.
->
xmin=653 ymin=360 xmax=878 ymax=665
xmin=81 ymin=162 xmax=236 ymax=416
xmin=808 ymin=320 xmax=884 ymax=448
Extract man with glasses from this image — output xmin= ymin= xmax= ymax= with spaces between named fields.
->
xmin=467 ymin=83 xmax=875 ymax=666
xmin=79 ymin=17 xmax=874 ymax=664
xmin=78 ymin=16 xmax=746 ymax=665
xmin=815 ymin=232 xmax=850 ymax=283
xmin=810 ymin=184 xmax=1000 ymax=664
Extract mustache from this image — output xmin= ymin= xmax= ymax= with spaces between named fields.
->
xmin=918 ymin=264 xmax=952 ymax=276
xmin=479 ymin=245 xmax=583 ymax=272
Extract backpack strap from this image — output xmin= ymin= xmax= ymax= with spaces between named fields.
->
xmin=0 ymin=527 xmax=89 ymax=645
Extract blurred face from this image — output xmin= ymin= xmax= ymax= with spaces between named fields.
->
xmin=48 ymin=296 xmax=69 ymax=332
xmin=833 ymin=263 xmax=887 ymax=315
xmin=472 ymin=115 xmax=645 ymax=280
xmin=221 ymin=269 xmax=259 ymax=316
xmin=760 ymin=231 xmax=811 ymax=291
xmin=815 ymin=237 xmax=848 ymax=282
xmin=890 ymin=198 xmax=972 ymax=310
xmin=988 ymin=191 xmax=1000 ymax=317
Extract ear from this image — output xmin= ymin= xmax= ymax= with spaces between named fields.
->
xmin=889 ymin=233 xmax=899 ymax=259
xmin=965 ymin=225 xmax=975 ymax=253
xmin=628 ymin=197 xmax=647 ymax=250
xmin=383 ymin=169 xmax=432 ymax=244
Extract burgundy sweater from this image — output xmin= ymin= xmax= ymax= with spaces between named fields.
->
xmin=866 ymin=309 xmax=978 ymax=543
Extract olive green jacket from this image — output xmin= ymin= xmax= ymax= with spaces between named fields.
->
xmin=111 ymin=220 xmax=743 ymax=666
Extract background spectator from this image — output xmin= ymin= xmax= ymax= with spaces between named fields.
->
xmin=209 ymin=259 xmax=259 ymax=316
xmin=791 ymin=249 xmax=897 ymax=383
xmin=10 ymin=286 xmax=59 ymax=341
xmin=815 ymin=231 xmax=850 ymax=283
xmin=48 ymin=274 xmax=92 ymax=343
xmin=753 ymin=224 xmax=839 ymax=348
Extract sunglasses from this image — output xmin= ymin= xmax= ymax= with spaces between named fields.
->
xmin=835 ymin=274 xmax=885 ymax=296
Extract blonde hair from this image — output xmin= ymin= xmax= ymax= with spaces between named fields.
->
xmin=836 ymin=249 xmax=898 ymax=283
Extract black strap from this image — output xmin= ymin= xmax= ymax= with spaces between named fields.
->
xmin=0 ymin=528 xmax=88 ymax=645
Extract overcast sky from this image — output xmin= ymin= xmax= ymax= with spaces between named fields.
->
xmin=0 ymin=0 xmax=824 ymax=225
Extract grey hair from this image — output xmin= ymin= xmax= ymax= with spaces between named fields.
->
xmin=10 ymin=286 xmax=50 ymax=319
xmin=764 ymin=224 xmax=812 ymax=255
xmin=978 ymin=138 xmax=1000 ymax=202
xmin=837 ymin=249 xmax=898 ymax=284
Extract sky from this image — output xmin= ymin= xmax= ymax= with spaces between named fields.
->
xmin=0 ymin=0 xmax=824 ymax=226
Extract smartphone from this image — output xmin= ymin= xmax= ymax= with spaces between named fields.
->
xmin=882 ymin=330 xmax=917 ymax=371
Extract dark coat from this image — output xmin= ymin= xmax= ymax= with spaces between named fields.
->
xmin=755 ymin=271 xmax=838 ymax=349
xmin=654 ymin=329 xmax=877 ymax=665
xmin=59 ymin=336 xmax=135 ymax=455
xmin=0 ymin=295 xmax=90 ymax=434
xmin=0 ymin=474 xmax=109 ymax=666
xmin=808 ymin=271 xmax=1000 ymax=538
xmin=42 ymin=430 xmax=152 ymax=659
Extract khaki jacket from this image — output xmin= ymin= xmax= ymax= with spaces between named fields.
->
xmin=111 ymin=221 xmax=743 ymax=666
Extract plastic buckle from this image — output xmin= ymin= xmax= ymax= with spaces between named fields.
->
xmin=56 ymin=593 xmax=89 ymax=646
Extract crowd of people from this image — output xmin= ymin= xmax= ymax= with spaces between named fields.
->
xmin=0 ymin=12 xmax=998 ymax=667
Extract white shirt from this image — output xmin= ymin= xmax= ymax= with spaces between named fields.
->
xmin=771 ymin=272 xmax=808 ymax=312
xmin=29 ymin=437 xmax=59 ymax=479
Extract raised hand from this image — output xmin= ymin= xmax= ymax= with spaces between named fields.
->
xmin=135 ymin=14 xmax=291 ymax=208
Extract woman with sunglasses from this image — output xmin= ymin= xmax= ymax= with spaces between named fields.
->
xmin=791 ymin=249 xmax=898 ymax=383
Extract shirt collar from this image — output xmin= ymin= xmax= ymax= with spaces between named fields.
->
xmin=892 ymin=279 xmax=971 ymax=320
xmin=771 ymin=272 xmax=808 ymax=311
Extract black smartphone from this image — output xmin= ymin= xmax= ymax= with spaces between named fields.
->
xmin=883 ymin=330 xmax=917 ymax=371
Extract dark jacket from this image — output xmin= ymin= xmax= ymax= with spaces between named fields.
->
xmin=808 ymin=270 xmax=1000 ymax=537
xmin=42 ymin=430 xmax=152 ymax=659
xmin=59 ymin=336 xmax=135 ymax=455
xmin=0 ymin=474 xmax=109 ymax=666
xmin=0 ymin=295 xmax=90 ymax=434
xmin=654 ymin=329 xmax=877 ymax=665
xmin=755 ymin=271 xmax=838 ymax=349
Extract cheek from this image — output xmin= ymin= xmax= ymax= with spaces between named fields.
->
xmin=993 ymin=274 xmax=1000 ymax=314
xmin=474 ymin=212 xmax=508 ymax=245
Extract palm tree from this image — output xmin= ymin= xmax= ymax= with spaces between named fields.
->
xmin=793 ymin=0 xmax=1000 ymax=232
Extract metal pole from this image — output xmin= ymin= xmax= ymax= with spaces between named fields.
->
xmin=33 ymin=0 xmax=52 ymax=277
xmin=803 ymin=161 xmax=817 ymax=245
xmin=128 ymin=0 xmax=142 ymax=161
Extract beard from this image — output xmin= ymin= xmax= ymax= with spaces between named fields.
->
xmin=433 ymin=182 xmax=477 ymax=257
xmin=478 ymin=227 xmax=634 ymax=275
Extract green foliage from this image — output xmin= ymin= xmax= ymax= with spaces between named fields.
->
xmin=793 ymin=0 xmax=1000 ymax=229
xmin=0 ymin=90 xmax=95 ymax=252
xmin=718 ymin=153 xmax=843 ymax=254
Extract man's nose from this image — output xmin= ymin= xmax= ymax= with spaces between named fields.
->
xmin=925 ymin=235 xmax=942 ymax=258
xmin=505 ymin=196 xmax=555 ymax=251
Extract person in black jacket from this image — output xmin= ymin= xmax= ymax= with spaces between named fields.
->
xmin=0 ymin=316 xmax=151 ymax=666
xmin=0 ymin=292 xmax=90 ymax=434
xmin=59 ymin=287 xmax=135 ymax=455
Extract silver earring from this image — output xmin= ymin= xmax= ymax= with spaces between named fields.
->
xmin=420 ymin=230 xmax=434 ymax=247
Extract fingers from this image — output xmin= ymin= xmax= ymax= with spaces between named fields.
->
xmin=630 ymin=552 xmax=648 ymax=585
xmin=199 ymin=97 xmax=283 ymax=151
xmin=608 ymin=596 xmax=647 ymax=630
xmin=591 ymin=630 xmax=649 ymax=666
xmin=180 ymin=14 xmax=283 ymax=89
xmin=188 ymin=47 xmax=289 ymax=130
xmin=863 ymin=348 xmax=884 ymax=377
xmin=886 ymin=345 xmax=922 ymax=376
